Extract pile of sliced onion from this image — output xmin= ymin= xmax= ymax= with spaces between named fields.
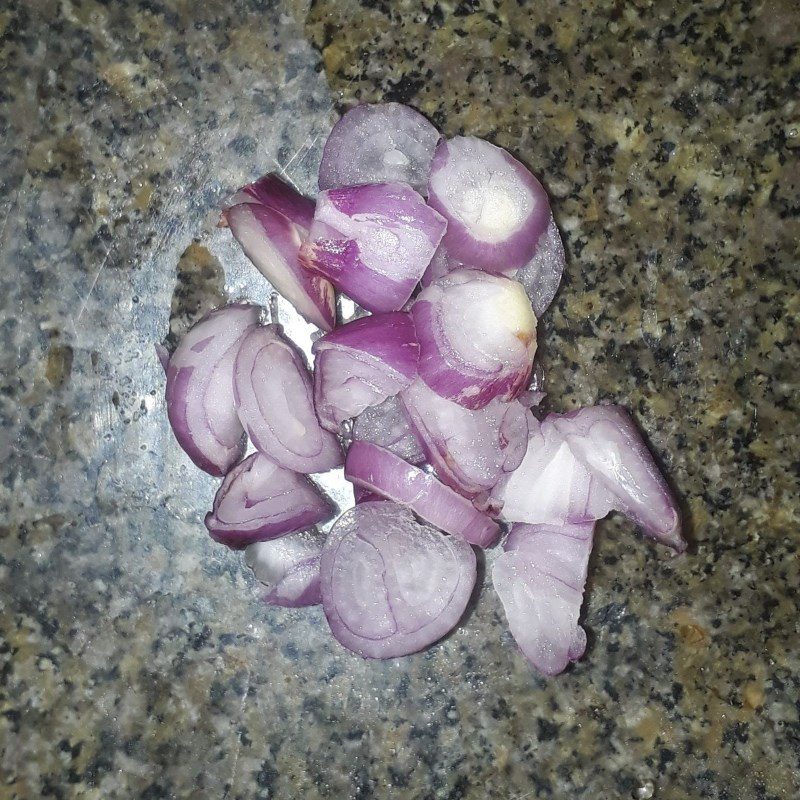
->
xmin=160 ymin=101 xmax=684 ymax=676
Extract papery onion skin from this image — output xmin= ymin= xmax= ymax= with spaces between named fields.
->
xmin=412 ymin=269 xmax=537 ymax=410
xmin=233 ymin=324 xmax=343 ymax=473
xmin=318 ymin=103 xmax=440 ymax=195
xmin=245 ymin=530 xmax=326 ymax=607
xmin=311 ymin=312 xmax=419 ymax=432
xmin=165 ymin=304 xmax=261 ymax=476
xmin=400 ymin=378 xmax=528 ymax=499
xmin=427 ymin=136 xmax=550 ymax=272
xmin=205 ymin=453 xmax=336 ymax=549
xmin=345 ymin=440 xmax=500 ymax=547
xmin=224 ymin=174 xmax=335 ymax=332
xmin=493 ymin=522 xmax=594 ymax=676
xmin=300 ymin=182 xmax=447 ymax=314
xmin=320 ymin=502 xmax=476 ymax=658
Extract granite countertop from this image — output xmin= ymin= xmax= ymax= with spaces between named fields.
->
xmin=2 ymin=0 xmax=798 ymax=797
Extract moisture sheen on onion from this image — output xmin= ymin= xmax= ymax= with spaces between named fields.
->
xmin=412 ymin=269 xmax=537 ymax=410
xmin=320 ymin=502 xmax=476 ymax=658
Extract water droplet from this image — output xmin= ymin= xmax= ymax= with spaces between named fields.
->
xmin=634 ymin=780 xmax=655 ymax=799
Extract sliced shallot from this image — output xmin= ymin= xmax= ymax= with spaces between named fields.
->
xmin=345 ymin=440 xmax=500 ymax=547
xmin=400 ymin=378 xmax=528 ymax=499
xmin=318 ymin=102 xmax=440 ymax=195
xmin=514 ymin=214 xmax=566 ymax=318
xmin=234 ymin=324 xmax=343 ymax=473
xmin=245 ymin=529 xmax=327 ymax=607
xmin=224 ymin=174 xmax=335 ymax=331
xmin=412 ymin=269 xmax=537 ymax=409
xmin=493 ymin=522 xmax=594 ymax=676
xmin=550 ymin=406 xmax=685 ymax=552
xmin=311 ymin=311 xmax=419 ymax=433
xmin=205 ymin=453 xmax=335 ymax=549
xmin=427 ymin=136 xmax=550 ymax=272
xmin=300 ymin=182 xmax=447 ymax=313
xmin=320 ymin=502 xmax=476 ymax=658
xmin=165 ymin=304 xmax=260 ymax=476
xmin=352 ymin=395 xmax=426 ymax=466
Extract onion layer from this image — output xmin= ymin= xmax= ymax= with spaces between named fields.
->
xmin=345 ymin=440 xmax=500 ymax=547
xmin=165 ymin=304 xmax=260 ymax=476
xmin=300 ymin=182 xmax=447 ymax=313
xmin=412 ymin=269 xmax=537 ymax=409
xmin=234 ymin=324 xmax=343 ymax=473
xmin=400 ymin=378 xmax=528 ymax=499
xmin=311 ymin=311 xmax=419 ymax=432
xmin=493 ymin=522 xmax=594 ymax=676
xmin=205 ymin=453 xmax=335 ymax=549
xmin=493 ymin=408 xmax=684 ymax=552
xmin=318 ymin=103 xmax=440 ymax=195
xmin=514 ymin=214 xmax=566 ymax=318
xmin=245 ymin=530 xmax=327 ymax=607
xmin=427 ymin=136 xmax=550 ymax=272
xmin=320 ymin=502 xmax=476 ymax=658
xmin=224 ymin=174 xmax=335 ymax=331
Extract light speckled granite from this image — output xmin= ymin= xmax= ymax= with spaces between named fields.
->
xmin=1 ymin=0 xmax=798 ymax=798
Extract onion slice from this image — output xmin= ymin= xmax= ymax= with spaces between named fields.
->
xmin=165 ymin=304 xmax=260 ymax=476
xmin=400 ymin=379 xmax=528 ymax=499
xmin=223 ymin=174 xmax=335 ymax=331
xmin=412 ymin=269 xmax=537 ymax=409
xmin=320 ymin=502 xmax=476 ymax=658
xmin=427 ymin=136 xmax=550 ymax=271
xmin=300 ymin=182 xmax=447 ymax=313
xmin=352 ymin=395 xmax=426 ymax=466
xmin=493 ymin=522 xmax=594 ymax=676
xmin=514 ymin=214 xmax=566 ymax=318
xmin=311 ymin=311 xmax=419 ymax=432
xmin=205 ymin=453 xmax=335 ymax=549
xmin=493 ymin=408 xmax=684 ymax=552
xmin=318 ymin=103 xmax=440 ymax=195
xmin=245 ymin=530 xmax=327 ymax=607
xmin=550 ymin=406 xmax=684 ymax=552
xmin=234 ymin=324 xmax=343 ymax=473
xmin=345 ymin=441 xmax=500 ymax=547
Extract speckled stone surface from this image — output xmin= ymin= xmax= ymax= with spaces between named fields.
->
xmin=2 ymin=0 xmax=798 ymax=798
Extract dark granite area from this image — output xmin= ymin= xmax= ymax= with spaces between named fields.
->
xmin=2 ymin=0 xmax=798 ymax=798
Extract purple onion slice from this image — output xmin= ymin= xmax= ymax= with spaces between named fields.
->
xmin=311 ymin=311 xmax=419 ymax=432
xmin=300 ymin=182 xmax=447 ymax=313
xmin=234 ymin=324 xmax=343 ymax=473
xmin=352 ymin=395 xmax=426 ymax=466
xmin=205 ymin=453 xmax=335 ymax=549
xmin=427 ymin=136 xmax=550 ymax=272
xmin=345 ymin=441 xmax=500 ymax=547
xmin=165 ymin=304 xmax=260 ymax=476
xmin=245 ymin=529 xmax=327 ymax=607
xmin=493 ymin=522 xmax=594 ymax=676
xmin=412 ymin=269 xmax=537 ymax=410
xmin=223 ymin=174 xmax=335 ymax=331
xmin=320 ymin=502 xmax=476 ymax=658
xmin=550 ymin=406 xmax=684 ymax=552
xmin=318 ymin=103 xmax=440 ymax=195
xmin=400 ymin=379 xmax=528 ymax=499
xmin=514 ymin=214 xmax=566 ymax=317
